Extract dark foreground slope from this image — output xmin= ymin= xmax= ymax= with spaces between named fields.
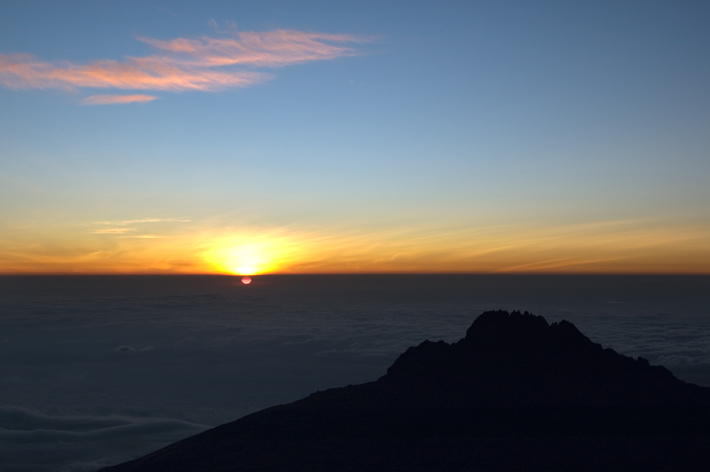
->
xmin=101 ymin=311 xmax=710 ymax=471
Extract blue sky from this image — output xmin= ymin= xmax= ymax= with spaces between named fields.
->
xmin=1 ymin=0 xmax=709 ymax=273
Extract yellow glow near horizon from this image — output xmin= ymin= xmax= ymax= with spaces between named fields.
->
xmin=201 ymin=234 xmax=303 ymax=275
xmin=224 ymin=246 xmax=271 ymax=275
xmin=1 ymin=218 xmax=709 ymax=275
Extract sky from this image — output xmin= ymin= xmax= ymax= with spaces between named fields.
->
xmin=1 ymin=0 xmax=709 ymax=275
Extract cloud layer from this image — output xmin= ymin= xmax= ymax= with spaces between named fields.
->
xmin=0 ymin=29 xmax=369 ymax=104
xmin=1 ymin=275 xmax=709 ymax=470
xmin=0 ymin=406 xmax=208 ymax=472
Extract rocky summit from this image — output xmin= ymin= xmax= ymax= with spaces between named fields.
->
xmin=100 ymin=311 xmax=710 ymax=471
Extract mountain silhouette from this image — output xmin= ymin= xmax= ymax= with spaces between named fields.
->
xmin=100 ymin=311 xmax=710 ymax=471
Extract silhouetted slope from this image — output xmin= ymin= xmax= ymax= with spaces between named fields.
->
xmin=100 ymin=311 xmax=710 ymax=471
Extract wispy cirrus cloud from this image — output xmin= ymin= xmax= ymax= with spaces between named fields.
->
xmin=0 ymin=52 xmax=269 ymax=92
xmin=89 ymin=218 xmax=189 ymax=238
xmin=91 ymin=228 xmax=137 ymax=234
xmin=91 ymin=218 xmax=191 ymax=226
xmin=0 ymin=29 xmax=371 ymax=104
xmin=119 ymin=235 xmax=166 ymax=239
xmin=137 ymin=30 xmax=371 ymax=67
xmin=82 ymin=94 xmax=157 ymax=105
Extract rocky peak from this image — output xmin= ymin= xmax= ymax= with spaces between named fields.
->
xmin=382 ymin=310 xmax=702 ymax=407
xmin=99 ymin=310 xmax=710 ymax=472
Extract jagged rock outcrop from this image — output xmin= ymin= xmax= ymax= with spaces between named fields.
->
xmin=100 ymin=311 xmax=710 ymax=472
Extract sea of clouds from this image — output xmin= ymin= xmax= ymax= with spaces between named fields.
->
xmin=1 ymin=275 xmax=709 ymax=471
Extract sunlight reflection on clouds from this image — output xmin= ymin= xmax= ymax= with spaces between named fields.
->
xmin=0 ymin=29 xmax=371 ymax=104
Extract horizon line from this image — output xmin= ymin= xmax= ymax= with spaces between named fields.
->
xmin=1 ymin=272 xmax=708 ymax=277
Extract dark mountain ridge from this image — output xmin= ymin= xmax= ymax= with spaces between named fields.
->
xmin=101 ymin=311 xmax=710 ymax=471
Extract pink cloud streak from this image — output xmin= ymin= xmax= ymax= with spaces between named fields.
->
xmin=0 ymin=53 xmax=270 ymax=92
xmin=82 ymin=94 xmax=157 ymax=105
xmin=139 ymin=30 xmax=371 ymax=67
xmin=0 ymin=29 xmax=369 ymax=96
